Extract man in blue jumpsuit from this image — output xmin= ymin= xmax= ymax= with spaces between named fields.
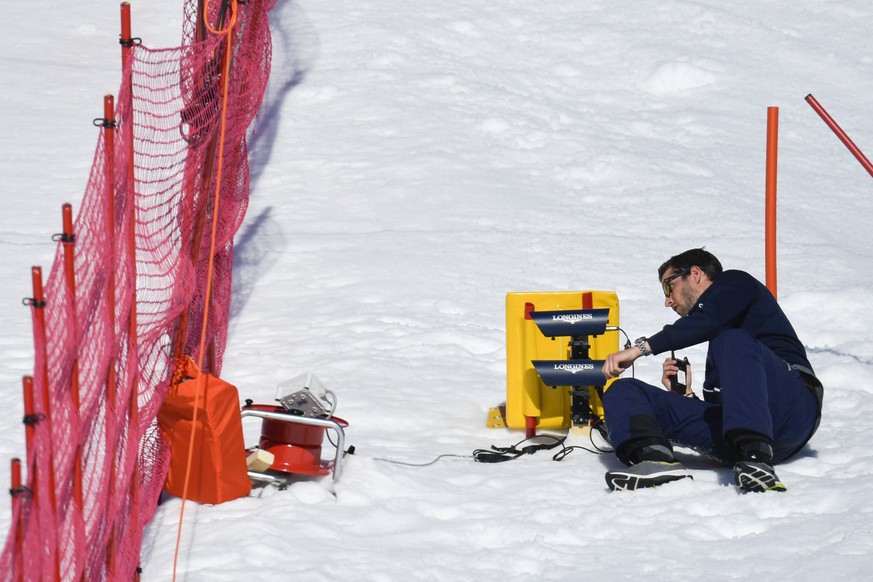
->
xmin=600 ymin=248 xmax=822 ymax=493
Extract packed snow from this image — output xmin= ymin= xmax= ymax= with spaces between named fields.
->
xmin=2 ymin=0 xmax=873 ymax=580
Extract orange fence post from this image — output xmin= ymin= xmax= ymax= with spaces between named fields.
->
xmin=101 ymin=93 xmax=120 ymax=579
xmin=806 ymin=94 xmax=873 ymax=179
xmin=120 ymin=3 xmax=133 ymax=64
xmin=21 ymin=375 xmax=37 ymax=572
xmin=765 ymin=107 xmax=778 ymax=299
xmin=60 ymin=203 xmax=86 ymax=579
xmin=9 ymin=457 xmax=22 ymax=508
xmin=22 ymin=377 xmax=36 ymax=456
xmin=22 ymin=376 xmax=41 ymax=577
xmin=60 ymin=204 xmax=77 ymax=324
xmin=102 ymin=94 xmax=118 ymax=412
xmin=60 ymin=204 xmax=81 ymax=418
xmin=121 ymin=6 xmax=143 ymax=579
xmin=10 ymin=458 xmax=24 ymax=577
xmin=120 ymin=0 xmax=139 ymax=452
xmin=30 ymin=268 xmax=61 ymax=582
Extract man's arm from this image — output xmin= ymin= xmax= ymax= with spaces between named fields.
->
xmin=602 ymin=340 xmax=651 ymax=378
xmin=647 ymin=270 xmax=758 ymax=355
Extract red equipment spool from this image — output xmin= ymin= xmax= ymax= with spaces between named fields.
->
xmin=243 ymin=403 xmax=348 ymax=477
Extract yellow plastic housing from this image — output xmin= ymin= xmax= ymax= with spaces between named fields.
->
xmin=504 ymin=290 xmax=620 ymax=430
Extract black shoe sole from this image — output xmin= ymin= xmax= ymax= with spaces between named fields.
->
xmin=606 ymin=462 xmax=692 ymax=491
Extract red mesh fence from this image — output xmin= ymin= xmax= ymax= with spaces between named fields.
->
xmin=0 ymin=1 xmax=276 ymax=579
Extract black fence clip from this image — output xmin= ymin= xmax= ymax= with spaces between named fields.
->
xmin=9 ymin=486 xmax=32 ymax=499
xmin=93 ymin=117 xmax=117 ymax=129
xmin=21 ymin=297 xmax=46 ymax=308
xmin=22 ymin=413 xmax=46 ymax=426
xmin=119 ymin=36 xmax=142 ymax=48
xmin=51 ymin=232 xmax=76 ymax=244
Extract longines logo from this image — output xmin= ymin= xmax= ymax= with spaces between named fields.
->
xmin=553 ymin=362 xmax=595 ymax=373
xmin=551 ymin=313 xmax=593 ymax=324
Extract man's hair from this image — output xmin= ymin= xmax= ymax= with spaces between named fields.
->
xmin=658 ymin=248 xmax=723 ymax=281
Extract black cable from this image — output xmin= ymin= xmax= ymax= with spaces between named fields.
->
xmin=614 ymin=325 xmax=635 ymax=378
xmin=335 ymin=425 xmax=612 ymax=469
xmin=374 ymin=454 xmax=473 ymax=467
xmin=551 ymin=418 xmax=614 ymax=461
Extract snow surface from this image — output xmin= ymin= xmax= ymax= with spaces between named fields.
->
xmin=3 ymin=0 xmax=873 ymax=580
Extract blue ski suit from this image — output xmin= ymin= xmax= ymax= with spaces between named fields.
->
xmin=602 ymin=270 xmax=822 ymax=465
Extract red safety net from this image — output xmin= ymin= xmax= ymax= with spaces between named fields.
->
xmin=0 ymin=1 xmax=276 ymax=579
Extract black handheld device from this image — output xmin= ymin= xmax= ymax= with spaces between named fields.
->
xmin=669 ymin=350 xmax=689 ymax=395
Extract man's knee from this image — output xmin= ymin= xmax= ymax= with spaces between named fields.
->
xmin=710 ymin=328 xmax=755 ymax=353
xmin=603 ymin=378 xmax=650 ymax=407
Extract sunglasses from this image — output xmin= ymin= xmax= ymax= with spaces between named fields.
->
xmin=662 ymin=269 xmax=689 ymax=298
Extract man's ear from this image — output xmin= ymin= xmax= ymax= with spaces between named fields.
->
xmin=690 ymin=265 xmax=711 ymax=285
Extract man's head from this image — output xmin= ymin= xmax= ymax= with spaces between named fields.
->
xmin=658 ymin=248 xmax=722 ymax=316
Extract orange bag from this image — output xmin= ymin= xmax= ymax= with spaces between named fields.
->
xmin=158 ymin=358 xmax=251 ymax=504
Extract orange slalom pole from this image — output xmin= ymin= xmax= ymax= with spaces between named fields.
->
xmin=806 ymin=94 xmax=873 ymax=179
xmin=765 ymin=107 xmax=778 ymax=299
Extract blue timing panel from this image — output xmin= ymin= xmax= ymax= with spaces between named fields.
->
xmin=529 ymin=308 xmax=610 ymax=338
xmin=532 ymin=360 xmax=607 ymax=387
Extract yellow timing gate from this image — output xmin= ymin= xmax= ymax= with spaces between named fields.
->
xmin=489 ymin=290 xmax=620 ymax=434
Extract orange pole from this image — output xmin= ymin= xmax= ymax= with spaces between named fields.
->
xmin=120 ymin=3 xmax=133 ymax=65
xmin=30 ymin=268 xmax=59 ymax=514
xmin=61 ymin=205 xmax=76 ymax=289
xmin=765 ymin=107 xmax=778 ymax=299
xmin=22 ymin=377 xmax=37 ymax=454
xmin=31 ymin=267 xmax=48 ymax=378
xmin=10 ymin=457 xmax=22 ymax=504
xmin=10 ymin=458 xmax=23 ymax=577
xmin=31 ymin=270 xmax=61 ymax=582
xmin=102 ymin=94 xmax=119 ymax=578
xmin=120 ymin=1 xmax=139 ymax=447
xmin=60 ymin=205 xmax=81 ymax=411
xmin=806 ymin=94 xmax=873 ymax=179
xmin=103 ymin=95 xmax=118 ymax=411
xmin=21 ymin=377 xmax=41 ymax=577
xmin=60 ymin=204 xmax=86 ymax=580
xmin=121 ymin=6 xmax=143 ymax=579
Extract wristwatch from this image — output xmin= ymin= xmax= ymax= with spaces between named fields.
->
xmin=634 ymin=336 xmax=651 ymax=356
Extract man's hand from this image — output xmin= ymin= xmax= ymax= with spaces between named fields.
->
xmin=661 ymin=356 xmax=680 ymax=391
xmin=602 ymin=346 xmax=643 ymax=379
xmin=662 ymin=355 xmax=693 ymax=394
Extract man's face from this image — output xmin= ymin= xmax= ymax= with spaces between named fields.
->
xmin=662 ymin=267 xmax=696 ymax=316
